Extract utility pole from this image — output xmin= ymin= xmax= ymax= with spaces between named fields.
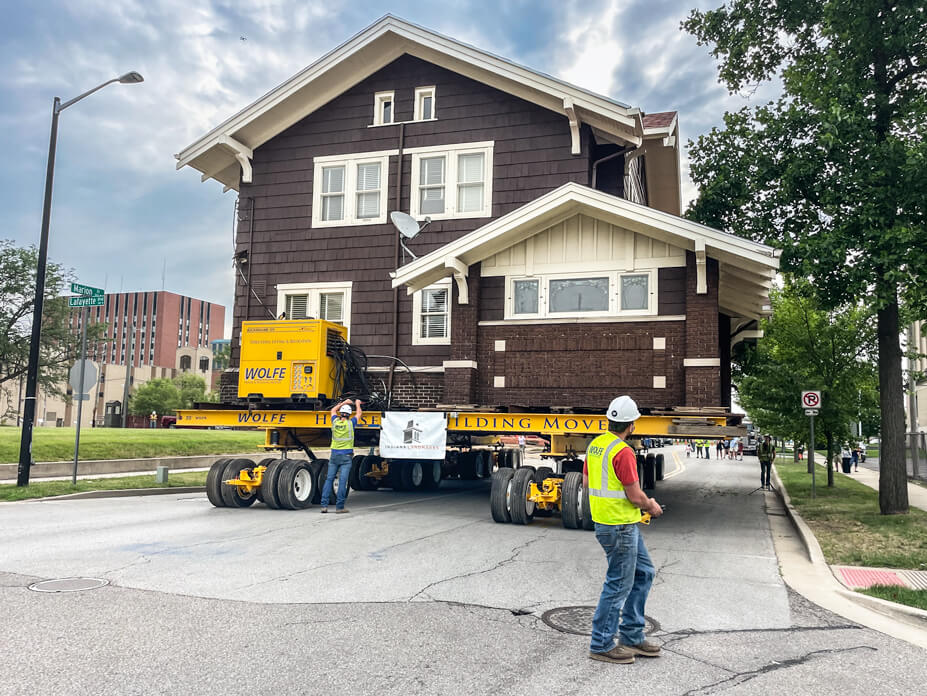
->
xmin=121 ymin=319 xmax=135 ymax=427
xmin=72 ymin=307 xmax=88 ymax=483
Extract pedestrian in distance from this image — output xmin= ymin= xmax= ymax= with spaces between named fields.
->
xmin=149 ymin=411 xmax=157 ymax=429
xmin=851 ymin=446 xmax=859 ymax=472
xmin=757 ymin=434 xmax=776 ymax=490
xmin=737 ymin=439 xmax=744 ymax=461
xmin=320 ymin=398 xmax=363 ymax=514
xmin=840 ymin=444 xmax=852 ymax=474
xmin=585 ymin=395 xmax=663 ymax=665
xmin=685 ymin=440 xmax=692 ymax=458
xmin=716 ymin=440 xmax=724 ymax=459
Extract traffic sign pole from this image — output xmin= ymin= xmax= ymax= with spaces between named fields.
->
xmin=72 ymin=307 xmax=88 ymax=484
xmin=809 ymin=412 xmax=815 ymax=499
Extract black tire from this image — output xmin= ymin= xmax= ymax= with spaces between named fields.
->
xmin=349 ymin=454 xmax=366 ymax=491
xmin=276 ymin=460 xmax=316 ymax=510
xmin=310 ymin=459 xmax=327 ymax=504
xmin=636 ymin=453 xmax=645 ymax=484
xmin=490 ymin=467 xmax=515 ymax=523
xmin=421 ymin=460 xmax=443 ymax=490
xmin=502 ymin=449 xmax=514 ymax=468
xmin=561 ymin=471 xmax=583 ymax=529
xmin=261 ymin=459 xmax=287 ymax=509
xmin=509 ymin=466 xmax=537 ymax=525
xmin=581 ymin=482 xmax=594 ymax=530
xmin=220 ymin=458 xmax=258 ymax=508
xmin=359 ymin=455 xmax=382 ymax=491
xmin=458 ymin=451 xmax=478 ymax=479
xmin=643 ymin=453 xmax=656 ymax=490
xmin=478 ymin=450 xmax=493 ymax=478
xmin=255 ymin=458 xmax=276 ymax=504
xmin=656 ymin=453 xmax=665 ymax=481
xmin=535 ymin=466 xmax=554 ymax=484
xmin=206 ymin=458 xmax=231 ymax=508
xmin=399 ymin=460 xmax=425 ymax=491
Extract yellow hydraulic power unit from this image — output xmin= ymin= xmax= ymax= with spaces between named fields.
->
xmin=238 ymin=319 xmax=348 ymax=401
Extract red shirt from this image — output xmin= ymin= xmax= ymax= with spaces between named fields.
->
xmin=584 ymin=445 xmax=638 ymax=486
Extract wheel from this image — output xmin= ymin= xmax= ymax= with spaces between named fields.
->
xmin=643 ymin=453 xmax=656 ymax=490
xmin=561 ymin=471 xmax=583 ymax=529
xmin=502 ymin=449 xmax=514 ymax=468
xmin=349 ymin=454 xmax=366 ymax=491
xmin=358 ymin=455 xmax=382 ymax=491
xmin=254 ymin=458 xmax=276 ymax=503
xmin=478 ymin=451 xmax=494 ymax=478
xmin=276 ymin=460 xmax=316 ymax=510
xmin=509 ymin=466 xmax=537 ymax=525
xmin=581 ymin=482 xmax=594 ymax=530
xmin=458 ymin=451 xmax=479 ymax=479
xmin=421 ymin=460 xmax=443 ymax=490
xmin=206 ymin=458 xmax=231 ymax=508
xmin=636 ymin=453 xmax=645 ymax=484
xmin=220 ymin=458 xmax=258 ymax=508
xmin=656 ymin=453 xmax=665 ymax=481
xmin=261 ymin=459 xmax=287 ymax=509
xmin=535 ymin=466 xmax=554 ymax=484
xmin=490 ymin=467 xmax=515 ymax=523
xmin=309 ymin=459 xmax=327 ymax=504
xmin=399 ymin=460 xmax=425 ymax=490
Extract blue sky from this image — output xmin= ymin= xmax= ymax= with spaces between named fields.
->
xmin=1 ymin=1 xmax=776 ymax=335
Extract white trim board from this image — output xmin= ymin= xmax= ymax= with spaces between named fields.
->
xmin=683 ymin=358 xmax=721 ymax=367
xmin=479 ymin=315 xmax=686 ymax=326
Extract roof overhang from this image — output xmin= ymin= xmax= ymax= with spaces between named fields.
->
xmin=175 ymin=15 xmax=644 ymax=191
xmin=390 ymin=183 xmax=780 ymax=319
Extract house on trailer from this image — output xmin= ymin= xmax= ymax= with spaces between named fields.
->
xmin=176 ymin=15 xmax=779 ymax=412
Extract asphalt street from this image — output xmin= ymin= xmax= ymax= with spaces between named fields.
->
xmin=1 ymin=447 xmax=924 ymax=695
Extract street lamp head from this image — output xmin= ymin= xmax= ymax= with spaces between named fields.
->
xmin=118 ymin=72 xmax=144 ymax=84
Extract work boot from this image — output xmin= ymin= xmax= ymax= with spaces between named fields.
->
xmin=335 ymin=508 xmax=350 ymax=514
xmin=620 ymin=639 xmax=662 ymax=657
xmin=588 ymin=645 xmax=635 ymax=664
xmin=320 ymin=508 xmax=328 ymax=514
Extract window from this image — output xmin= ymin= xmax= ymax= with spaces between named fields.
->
xmin=373 ymin=91 xmax=394 ymax=126
xmin=199 ymin=357 xmax=209 ymax=372
xmin=408 ymin=142 xmax=493 ymax=220
xmin=412 ymin=280 xmax=452 ymax=345
xmin=504 ymin=271 xmax=655 ymax=319
xmin=180 ymin=355 xmax=192 ymax=370
xmin=414 ymin=86 xmax=436 ymax=121
xmin=312 ymin=150 xmax=395 ymax=227
xmin=277 ymin=282 xmax=352 ymax=333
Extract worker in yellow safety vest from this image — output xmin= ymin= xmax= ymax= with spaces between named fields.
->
xmin=320 ymin=398 xmax=363 ymax=513
xmin=584 ymin=395 xmax=664 ymax=665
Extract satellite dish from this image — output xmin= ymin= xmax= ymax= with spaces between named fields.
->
xmin=389 ymin=212 xmax=433 ymax=261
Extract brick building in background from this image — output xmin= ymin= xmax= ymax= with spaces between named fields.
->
xmin=16 ymin=291 xmax=226 ymax=428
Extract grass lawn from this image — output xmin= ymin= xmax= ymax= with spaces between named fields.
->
xmin=0 ymin=426 xmax=265 ymax=463
xmin=775 ymin=459 xmax=927 ymax=570
xmin=859 ymin=585 xmax=927 ymax=611
xmin=0 ymin=471 xmax=208 ymax=502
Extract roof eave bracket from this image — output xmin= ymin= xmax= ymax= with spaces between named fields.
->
xmin=219 ymin=135 xmax=253 ymax=185
xmin=444 ymin=257 xmax=469 ymax=304
xmin=563 ymin=98 xmax=582 ymax=156
xmin=695 ymin=239 xmax=708 ymax=295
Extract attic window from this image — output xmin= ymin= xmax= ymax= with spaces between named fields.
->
xmin=414 ymin=86 xmax=436 ymax=121
xmin=374 ymin=91 xmax=394 ymax=126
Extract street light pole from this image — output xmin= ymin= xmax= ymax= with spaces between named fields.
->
xmin=16 ymin=72 xmax=143 ymax=487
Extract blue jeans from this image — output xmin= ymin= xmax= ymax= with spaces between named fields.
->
xmin=589 ymin=522 xmax=655 ymax=652
xmin=321 ymin=451 xmax=352 ymax=510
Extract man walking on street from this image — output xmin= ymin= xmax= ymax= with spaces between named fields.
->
xmin=320 ymin=398 xmax=363 ymax=514
xmin=757 ymin=434 xmax=775 ymax=490
xmin=585 ymin=395 xmax=664 ymax=664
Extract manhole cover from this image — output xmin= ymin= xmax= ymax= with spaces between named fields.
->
xmin=540 ymin=606 xmax=659 ymax=636
xmin=28 ymin=577 xmax=109 ymax=593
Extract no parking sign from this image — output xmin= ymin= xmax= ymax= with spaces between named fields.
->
xmin=801 ymin=391 xmax=821 ymax=409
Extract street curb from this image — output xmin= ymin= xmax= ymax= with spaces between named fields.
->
xmin=13 ymin=487 xmax=207 ymax=502
xmin=772 ymin=463 xmax=927 ymax=628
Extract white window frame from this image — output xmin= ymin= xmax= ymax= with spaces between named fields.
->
xmin=503 ymin=270 xmax=656 ymax=320
xmin=412 ymin=279 xmax=452 ymax=346
xmin=276 ymin=282 xmax=353 ymax=335
xmin=408 ymin=141 xmax=493 ymax=220
xmin=413 ymin=86 xmax=436 ymax=121
xmin=373 ymin=91 xmax=394 ymax=126
xmin=311 ymin=150 xmax=396 ymax=228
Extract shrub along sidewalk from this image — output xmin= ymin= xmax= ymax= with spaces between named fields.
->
xmin=0 ymin=427 xmax=264 ymax=463
xmin=0 ymin=471 xmax=208 ymax=502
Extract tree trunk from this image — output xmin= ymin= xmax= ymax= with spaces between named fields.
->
xmin=825 ymin=432 xmax=834 ymax=487
xmin=877 ymin=296 xmax=909 ymax=514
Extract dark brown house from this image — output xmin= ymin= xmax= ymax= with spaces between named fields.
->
xmin=177 ymin=16 xmax=779 ymax=412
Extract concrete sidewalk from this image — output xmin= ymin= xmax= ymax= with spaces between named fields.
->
xmin=846 ymin=464 xmax=927 ymax=511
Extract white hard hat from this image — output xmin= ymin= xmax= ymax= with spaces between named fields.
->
xmin=339 ymin=404 xmax=353 ymax=415
xmin=606 ymin=395 xmax=641 ymax=422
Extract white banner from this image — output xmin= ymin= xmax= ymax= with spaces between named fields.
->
xmin=380 ymin=412 xmax=447 ymax=459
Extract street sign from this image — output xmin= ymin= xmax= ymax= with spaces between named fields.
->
xmin=73 ymin=394 xmax=90 ymax=401
xmin=70 ymin=282 xmax=104 ymax=296
xmin=69 ymin=360 xmax=98 ymax=394
xmin=801 ymin=391 xmax=821 ymax=408
xmin=804 ymin=408 xmax=819 ymax=416
xmin=68 ymin=295 xmax=104 ymax=307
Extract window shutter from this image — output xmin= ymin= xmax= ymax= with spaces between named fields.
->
xmin=320 ymin=292 xmax=344 ymax=323
xmin=286 ymin=294 xmax=309 ymax=319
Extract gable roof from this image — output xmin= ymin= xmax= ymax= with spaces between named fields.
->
xmin=390 ymin=183 xmax=780 ymax=319
xmin=642 ymin=111 xmax=677 ymax=132
xmin=175 ymin=15 xmax=651 ymax=190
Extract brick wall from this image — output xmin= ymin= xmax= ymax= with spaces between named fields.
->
xmin=683 ymin=250 xmax=721 ymax=406
xmin=388 ymin=371 xmax=443 ymax=409
xmin=219 ymin=369 xmax=239 ymax=404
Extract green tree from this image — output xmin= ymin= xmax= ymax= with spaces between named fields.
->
xmin=735 ymin=282 xmax=879 ymax=486
xmin=212 ymin=342 xmax=231 ymax=371
xmin=128 ymin=378 xmax=181 ymax=416
xmin=172 ymin=373 xmax=208 ymax=409
xmin=0 ymin=240 xmax=105 ymax=418
xmin=684 ymin=0 xmax=927 ymax=513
